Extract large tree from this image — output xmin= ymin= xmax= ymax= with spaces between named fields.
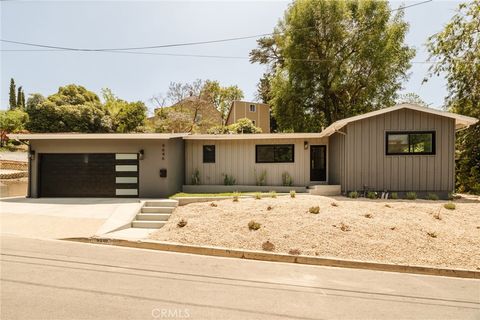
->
xmin=9 ymin=78 xmax=16 ymax=110
xmin=201 ymin=80 xmax=244 ymax=122
xmin=0 ymin=109 xmax=28 ymax=147
xmin=102 ymin=88 xmax=147 ymax=133
xmin=16 ymin=86 xmax=25 ymax=110
xmin=426 ymin=0 xmax=480 ymax=194
xmin=250 ymin=0 xmax=415 ymax=132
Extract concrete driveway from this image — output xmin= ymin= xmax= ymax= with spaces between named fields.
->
xmin=0 ymin=197 xmax=142 ymax=239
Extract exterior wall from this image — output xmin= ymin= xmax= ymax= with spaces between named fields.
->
xmin=343 ymin=108 xmax=455 ymax=193
xmin=226 ymin=101 xmax=271 ymax=133
xmin=29 ymin=138 xmax=184 ymax=198
xmin=185 ymin=138 xmax=328 ymax=186
xmin=328 ymin=131 xmax=346 ymax=188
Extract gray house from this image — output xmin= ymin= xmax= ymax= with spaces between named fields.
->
xmin=11 ymin=104 xmax=478 ymax=199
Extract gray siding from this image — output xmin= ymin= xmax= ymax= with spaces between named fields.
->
xmin=343 ymin=108 xmax=455 ymax=192
xmin=328 ymin=132 xmax=345 ymax=188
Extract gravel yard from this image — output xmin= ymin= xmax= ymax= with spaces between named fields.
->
xmin=151 ymin=194 xmax=480 ymax=270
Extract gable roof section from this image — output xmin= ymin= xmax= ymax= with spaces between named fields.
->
xmin=9 ymin=133 xmax=188 ymax=140
xmin=319 ymin=104 xmax=478 ymax=137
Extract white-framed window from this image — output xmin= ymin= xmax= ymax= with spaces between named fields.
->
xmin=249 ymin=104 xmax=256 ymax=112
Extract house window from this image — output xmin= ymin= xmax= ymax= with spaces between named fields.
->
xmin=249 ymin=104 xmax=256 ymax=112
xmin=203 ymin=145 xmax=215 ymax=163
xmin=386 ymin=131 xmax=435 ymax=155
xmin=256 ymin=144 xmax=294 ymax=163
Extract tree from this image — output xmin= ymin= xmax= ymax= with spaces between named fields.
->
xmin=0 ymin=109 xmax=28 ymax=146
xmin=102 ymin=88 xmax=147 ymax=133
xmin=397 ymin=93 xmax=428 ymax=107
xmin=201 ymin=80 xmax=244 ymax=122
xmin=9 ymin=78 xmax=16 ymax=110
xmin=250 ymin=0 xmax=415 ymax=132
xmin=426 ymin=0 xmax=480 ymax=194
xmin=16 ymin=86 xmax=25 ymax=110
xmin=207 ymin=118 xmax=262 ymax=134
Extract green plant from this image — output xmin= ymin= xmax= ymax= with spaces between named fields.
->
xmin=290 ymin=190 xmax=296 ymax=198
xmin=282 ymin=172 xmax=293 ymax=186
xmin=232 ymin=192 xmax=240 ymax=202
xmin=366 ymin=191 xmax=377 ymax=199
xmin=223 ymin=173 xmax=236 ymax=186
xmin=177 ymin=219 xmax=187 ymax=228
xmin=390 ymin=192 xmax=399 ymax=199
xmin=427 ymin=193 xmax=439 ymax=201
xmin=309 ymin=206 xmax=320 ymax=214
xmin=269 ymin=191 xmax=277 ymax=198
xmin=448 ymin=192 xmax=454 ymax=200
xmin=288 ymin=248 xmax=301 ymax=255
xmin=254 ymin=169 xmax=267 ymax=186
xmin=406 ymin=192 xmax=417 ymax=200
xmin=248 ymin=220 xmax=261 ymax=231
xmin=191 ymin=168 xmax=200 ymax=185
xmin=348 ymin=191 xmax=359 ymax=198
xmin=254 ymin=192 xmax=262 ymax=200
xmin=385 ymin=204 xmax=392 ymax=208
xmin=262 ymin=241 xmax=275 ymax=251
xmin=444 ymin=202 xmax=456 ymax=210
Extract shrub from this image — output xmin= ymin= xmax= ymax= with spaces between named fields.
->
xmin=191 ymin=168 xmax=200 ymax=185
xmin=348 ymin=191 xmax=359 ymax=198
xmin=336 ymin=222 xmax=351 ymax=232
xmin=254 ymin=192 xmax=262 ymax=200
xmin=309 ymin=206 xmax=320 ymax=214
xmin=262 ymin=241 xmax=275 ymax=251
xmin=366 ymin=191 xmax=377 ymax=199
xmin=331 ymin=202 xmax=338 ymax=207
xmin=177 ymin=219 xmax=187 ymax=228
xmin=364 ymin=213 xmax=373 ymax=219
xmin=390 ymin=192 xmax=399 ymax=199
xmin=248 ymin=220 xmax=261 ymax=230
xmin=254 ymin=169 xmax=267 ymax=186
xmin=232 ymin=192 xmax=240 ymax=202
xmin=385 ymin=204 xmax=392 ymax=208
xmin=448 ymin=192 xmax=454 ymax=201
xmin=444 ymin=202 xmax=456 ymax=210
xmin=210 ymin=202 xmax=217 ymax=207
xmin=269 ymin=191 xmax=277 ymax=198
xmin=282 ymin=172 xmax=293 ymax=186
xmin=290 ymin=190 xmax=296 ymax=198
xmin=223 ymin=174 xmax=236 ymax=186
xmin=288 ymin=248 xmax=301 ymax=255
xmin=406 ymin=192 xmax=417 ymax=200
xmin=427 ymin=193 xmax=439 ymax=201
xmin=427 ymin=231 xmax=437 ymax=238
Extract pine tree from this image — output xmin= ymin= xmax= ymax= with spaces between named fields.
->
xmin=21 ymin=90 xmax=26 ymax=109
xmin=17 ymin=86 xmax=24 ymax=109
xmin=9 ymin=78 xmax=16 ymax=110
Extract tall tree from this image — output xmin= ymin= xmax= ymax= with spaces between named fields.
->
xmin=16 ymin=86 xmax=25 ymax=109
xmin=102 ymin=88 xmax=147 ymax=133
xmin=426 ymin=0 xmax=480 ymax=194
xmin=201 ymin=80 xmax=244 ymax=122
xmin=250 ymin=0 xmax=415 ymax=132
xmin=9 ymin=78 xmax=16 ymax=110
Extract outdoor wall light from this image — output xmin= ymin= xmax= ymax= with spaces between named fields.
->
xmin=304 ymin=141 xmax=309 ymax=150
xmin=139 ymin=149 xmax=145 ymax=160
xmin=29 ymin=150 xmax=36 ymax=160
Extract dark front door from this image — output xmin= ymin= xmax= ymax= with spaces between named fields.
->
xmin=310 ymin=145 xmax=326 ymax=181
xmin=39 ymin=153 xmax=116 ymax=197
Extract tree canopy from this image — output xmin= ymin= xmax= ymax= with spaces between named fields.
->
xmin=0 ymin=109 xmax=28 ymax=146
xmin=102 ymin=88 xmax=147 ymax=133
xmin=250 ymin=0 xmax=415 ymax=132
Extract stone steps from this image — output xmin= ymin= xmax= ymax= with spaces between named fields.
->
xmin=131 ymin=199 xmax=177 ymax=229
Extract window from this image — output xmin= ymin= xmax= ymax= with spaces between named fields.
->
xmin=203 ymin=145 xmax=215 ymax=163
xmin=249 ymin=104 xmax=256 ymax=112
xmin=256 ymin=144 xmax=294 ymax=163
xmin=386 ymin=131 xmax=435 ymax=155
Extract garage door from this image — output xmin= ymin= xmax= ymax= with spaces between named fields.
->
xmin=39 ymin=153 xmax=139 ymax=197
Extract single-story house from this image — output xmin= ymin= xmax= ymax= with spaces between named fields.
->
xmin=11 ymin=104 xmax=478 ymax=199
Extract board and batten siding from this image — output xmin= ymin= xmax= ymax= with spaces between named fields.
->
xmin=185 ymin=138 xmax=328 ymax=186
xmin=336 ymin=108 xmax=455 ymax=193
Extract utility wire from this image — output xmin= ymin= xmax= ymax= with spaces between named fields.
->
xmin=0 ymin=0 xmax=432 ymax=52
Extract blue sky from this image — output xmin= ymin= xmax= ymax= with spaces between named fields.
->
xmin=1 ymin=0 xmax=459 ymax=113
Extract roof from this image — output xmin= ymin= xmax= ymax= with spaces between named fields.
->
xmin=319 ymin=104 xmax=479 ymax=137
xmin=184 ymin=133 xmax=322 ymax=140
xmin=9 ymin=133 xmax=188 ymax=140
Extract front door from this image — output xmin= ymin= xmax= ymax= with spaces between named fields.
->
xmin=310 ymin=145 xmax=326 ymax=181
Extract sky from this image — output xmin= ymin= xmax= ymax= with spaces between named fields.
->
xmin=0 ymin=0 xmax=460 ymax=113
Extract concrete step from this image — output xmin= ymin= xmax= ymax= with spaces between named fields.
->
xmin=144 ymin=200 xmax=178 ymax=208
xmin=309 ymin=185 xmax=341 ymax=196
xmin=141 ymin=206 xmax=173 ymax=213
xmin=131 ymin=220 xmax=166 ymax=229
xmin=136 ymin=213 xmax=171 ymax=221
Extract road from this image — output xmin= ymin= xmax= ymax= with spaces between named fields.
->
xmin=1 ymin=235 xmax=479 ymax=320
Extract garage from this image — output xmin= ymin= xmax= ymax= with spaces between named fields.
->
xmin=39 ymin=153 xmax=139 ymax=197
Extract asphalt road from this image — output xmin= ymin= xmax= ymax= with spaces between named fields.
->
xmin=1 ymin=235 xmax=479 ymax=320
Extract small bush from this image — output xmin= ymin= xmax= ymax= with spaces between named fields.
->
xmin=427 ymin=231 xmax=437 ymax=238
xmin=177 ymin=219 xmax=187 ymax=228
xmin=267 ymin=205 xmax=273 ymax=211
xmin=288 ymin=248 xmax=301 ymax=255
xmin=366 ymin=191 xmax=377 ymax=199
xmin=262 ymin=241 xmax=275 ymax=251
xmin=290 ymin=190 xmax=296 ymax=198
xmin=385 ymin=204 xmax=392 ymax=208
xmin=254 ymin=169 xmax=267 ymax=186
xmin=254 ymin=192 xmax=262 ymax=200
xmin=390 ymin=192 xmax=399 ymax=200
xmin=232 ymin=192 xmax=240 ymax=202
xmin=248 ymin=220 xmax=261 ymax=230
xmin=282 ymin=172 xmax=293 ymax=186
xmin=269 ymin=191 xmax=277 ymax=198
xmin=364 ymin=213 xmax=373 ymax=219
xmin=427 ymin=193 xmax=439 ymax=201
xmin=335 ymin=222 xmax=351 ymax=232
xmin=448 ymin=192 xmax=454 ymax=200
xmin=223 ymin=174 xmax=236 ymax=186
xmin=444 ymin=202 xmax=456 ymax=210
xmin=210 ymin=202 xmax=217 ymax=207
xmin=348 ymin=191 xmax=359 ymax=198
xmin=309 ymin=206 xmax=320 ymax=214
xmin=191 ymin=168 xmax=200 ymax=185
xmin=331 ymin=202 xmax=338 ymax=207
xmin=406 ymin=192 xmax=417 ymax=200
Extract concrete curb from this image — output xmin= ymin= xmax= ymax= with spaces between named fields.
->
xmin=63 ymin=237 xmax=480 ymax=279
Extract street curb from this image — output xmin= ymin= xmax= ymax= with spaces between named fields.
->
xmin=64 ymin=237 xmax=480 ymax=279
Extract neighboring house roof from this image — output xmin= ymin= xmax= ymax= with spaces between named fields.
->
xmin=10 ymin=133 xmax=188 ymax=140
xmin=319 ymin=103 xmax=479 ymax=137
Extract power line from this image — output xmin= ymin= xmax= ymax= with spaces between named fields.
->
xmin=0 ymin=0 xmax=432 ymax=52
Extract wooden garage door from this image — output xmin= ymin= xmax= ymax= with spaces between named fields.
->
xmin=39 ymin=153 xmax=138 ymax=197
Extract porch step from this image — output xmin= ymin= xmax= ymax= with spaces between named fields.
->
xmin=135 ymin=213 xmax=171 ymax=221
xmin=144 ymin=200 xmax=178 ymax=208
xmin=141 ymin=206 xmax=173 ymax=213
xmin=309 ymin=185 xmax=341 ymax=196
xmin=132 ymin=220 xmax=167 ymax=229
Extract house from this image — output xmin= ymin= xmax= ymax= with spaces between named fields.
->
xmin=226 ymin=101 xmax=270 ymax=133
xmin=11 ymin=104 xmax=477 ymax=199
